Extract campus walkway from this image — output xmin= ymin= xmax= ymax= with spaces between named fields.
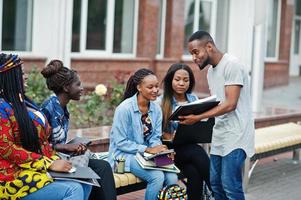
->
xmin=118 ymin=76 xmax=301 ymax=200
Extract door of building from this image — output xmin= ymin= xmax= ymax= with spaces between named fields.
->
xmin=290 ymin=0 xmax=301 ymax=76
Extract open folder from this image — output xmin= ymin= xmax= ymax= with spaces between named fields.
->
xmin=168 ymin=95 xmax=219 ymax=121
xmin=135 ymin=153 xmax=180 ymax=173
xmin=48 ymin=166 xmax=101 ymax=187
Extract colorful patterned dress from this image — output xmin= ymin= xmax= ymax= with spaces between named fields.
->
xmin=0 ymin=98 xmax=59 ymax=199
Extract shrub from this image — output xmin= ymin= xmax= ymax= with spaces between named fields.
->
xmin=69 ymin=79 xmax=125 ymax=128
xmin=25 ymin=67 xmax=52 ymax=105
xmin=26 ymin=67 xmax=126 ymax=128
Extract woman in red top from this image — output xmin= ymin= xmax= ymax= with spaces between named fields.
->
xmin=0 ymin=53 xmax=91 ymax=200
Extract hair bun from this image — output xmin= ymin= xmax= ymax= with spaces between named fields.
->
xmin=41 ymin=60 xmax=64 ymax=78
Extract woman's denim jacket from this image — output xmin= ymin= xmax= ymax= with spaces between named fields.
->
xmin=155 ymin=93 xmax=198 ymax=134
xmin=108 ymin=94 xmax=163 ymax=172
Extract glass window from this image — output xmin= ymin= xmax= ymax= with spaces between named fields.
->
xmin=156 ymin=0 xmax=166 ymax=56
xmin=184 ymin=0 xmax=195 ymax=55
xmin=71 ymin=0 xmax=136 ymax=55
xmin=294 ymin=20 xmax=300 ymax=54
xmin=215 ymin=0 xmax=229 ymax=52
xmin=266 ymin=0 xmax=280 ymax=58
xmin=1 ymin=0 xmax=33 ymax=51
xmin=86 ymin=0 xmax=107 ymax=50
xmin=198 ymin=1 xmax=212 ymax=33
xmin=113 ymin=0 xmax=135 ymax=53
xmin=296 ymin=0 xmax=301 ymax=16
xmin=183 ymin=0 xmax=216 ymax=55
xmin=71 ymin=0 xmax=81 ymax=52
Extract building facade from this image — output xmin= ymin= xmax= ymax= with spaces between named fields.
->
xmin=0 ymin=0 xmax=299 ymax=95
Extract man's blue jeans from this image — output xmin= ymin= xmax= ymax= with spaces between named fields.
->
xmin=130 ymin=156 xmax=178 ymax=200
xmin=210 ymin=149 xmax=246 ymax=200
xmin=21 ymin=180 xmax=92 ymax=200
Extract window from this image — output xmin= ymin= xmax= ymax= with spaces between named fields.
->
xmin=294 ymin=0 xmax=301 ymax=54
xmin=183 ymin=0 xmax=216 ymax=55
xmin=156 ymin=0 xmax=166 ymax=58
xmin=0 ymin=0 xmax=33 ymax=51
xmin=71 ymin=0 xmax=138 ymax=56
xmin=266 ymin=0 xmax=281 ymax=59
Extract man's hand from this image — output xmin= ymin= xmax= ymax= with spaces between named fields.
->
xmin=178 ymin=114 xmax=201 ymax=125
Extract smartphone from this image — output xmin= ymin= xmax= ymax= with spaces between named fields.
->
xmin=85 ymin=141 xmax=92 ymax=146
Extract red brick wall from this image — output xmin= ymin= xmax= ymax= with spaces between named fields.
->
xmin=71 ymin=58 xmax=153 ymax=89
xmin=263 ymin=0 xmax=293 ymax=88
xmin=264 ymin=61 xmax=289 ymax=88
xmin=21 ymin=57 xmax=47 ymax=73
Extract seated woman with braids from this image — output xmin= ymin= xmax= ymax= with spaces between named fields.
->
xmin=0 ymin=53 xmax=91 ymax=200
xmin=40 ymin=60 xmax=116 ymax=200
xmin=108 ymin=68 xmax=178 ymax=200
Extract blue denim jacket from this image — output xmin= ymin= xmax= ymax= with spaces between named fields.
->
xmin=40 ymin=95 xmax=69 ymax=145
xmin=108 ymin=94 xmax=163 ymax=172
xmin=155 ymin=93 xmax=198 ymax=134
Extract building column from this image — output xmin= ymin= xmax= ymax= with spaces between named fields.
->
xmin=136 ymin=0 xmax=160 ymax=58
xmin=164 ymin=0 xmax=185 ymax=59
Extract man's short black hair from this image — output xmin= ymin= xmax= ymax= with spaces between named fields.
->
xmin=188 ymin=30 xmax=215 ymax=45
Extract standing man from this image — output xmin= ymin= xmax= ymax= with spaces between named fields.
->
xmin=179 ymin=30 xmax=254 ymax=200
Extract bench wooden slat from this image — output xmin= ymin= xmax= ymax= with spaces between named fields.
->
xmin=255 ymin=123 xmax=301 ymax=154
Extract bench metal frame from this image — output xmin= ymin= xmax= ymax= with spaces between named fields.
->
xmin=243 ymin=145 xmax=301 ymax=192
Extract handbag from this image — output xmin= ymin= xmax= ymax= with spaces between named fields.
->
xmin=172 ymin=118 xmax=214 ymax=145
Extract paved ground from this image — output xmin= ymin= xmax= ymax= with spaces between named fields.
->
xmin=245 ymin=153 xmax=301 ymax=200
xmin=261 ymin=77 xmax=301 ymax=112
xmin=118 ymin=77 xmax=301 ymax=200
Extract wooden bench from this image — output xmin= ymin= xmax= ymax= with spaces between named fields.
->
xmin=114 ymin=172 xmax=186 ymax=195
xmin=243 ymin=122 xmax=301 ymax=191
xmin=114 ymin=173 xmax=146 ymax=195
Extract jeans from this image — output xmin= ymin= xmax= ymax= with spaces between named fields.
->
xmin=210 ymin=149 xmax=246 ymax=200
xmin=130 ymin=156 xmax=178 ymax=200
xmin=21 ymin=180 xmax=92 ymax=200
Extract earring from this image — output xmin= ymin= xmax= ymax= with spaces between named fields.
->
xmin=19 ymin=93 xmax=24 ymax=102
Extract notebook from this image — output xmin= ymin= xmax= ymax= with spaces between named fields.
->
xmin=48 ymin=166 xmax=101 ymax=187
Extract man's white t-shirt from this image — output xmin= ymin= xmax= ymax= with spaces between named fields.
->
xmin=207 ymin=53 xmax=255 ymax=157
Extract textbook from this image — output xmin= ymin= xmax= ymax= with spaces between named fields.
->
xmin=135 ymin=153 xmax=180 ymax=173
xmin=168 ymin=95 xmax=220 ymax=121
xmin=143 ymin=149 xmax=175 ymax=160
xmin=48 ymin=166 xmax=101 ymax=187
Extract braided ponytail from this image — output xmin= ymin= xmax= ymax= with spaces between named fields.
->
xmin=123 ymin=68 xmax=155 ymax=100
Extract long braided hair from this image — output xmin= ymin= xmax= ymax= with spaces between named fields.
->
xmin=161 ymin=63 xmax=195 ymax=131
xmin=41 ymin=60 xmax=78 ymax=95
xmin=0 ymin=54 xmax=41 ymax=153
xmin=123 ymin=68 xmax=155 ymax=100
